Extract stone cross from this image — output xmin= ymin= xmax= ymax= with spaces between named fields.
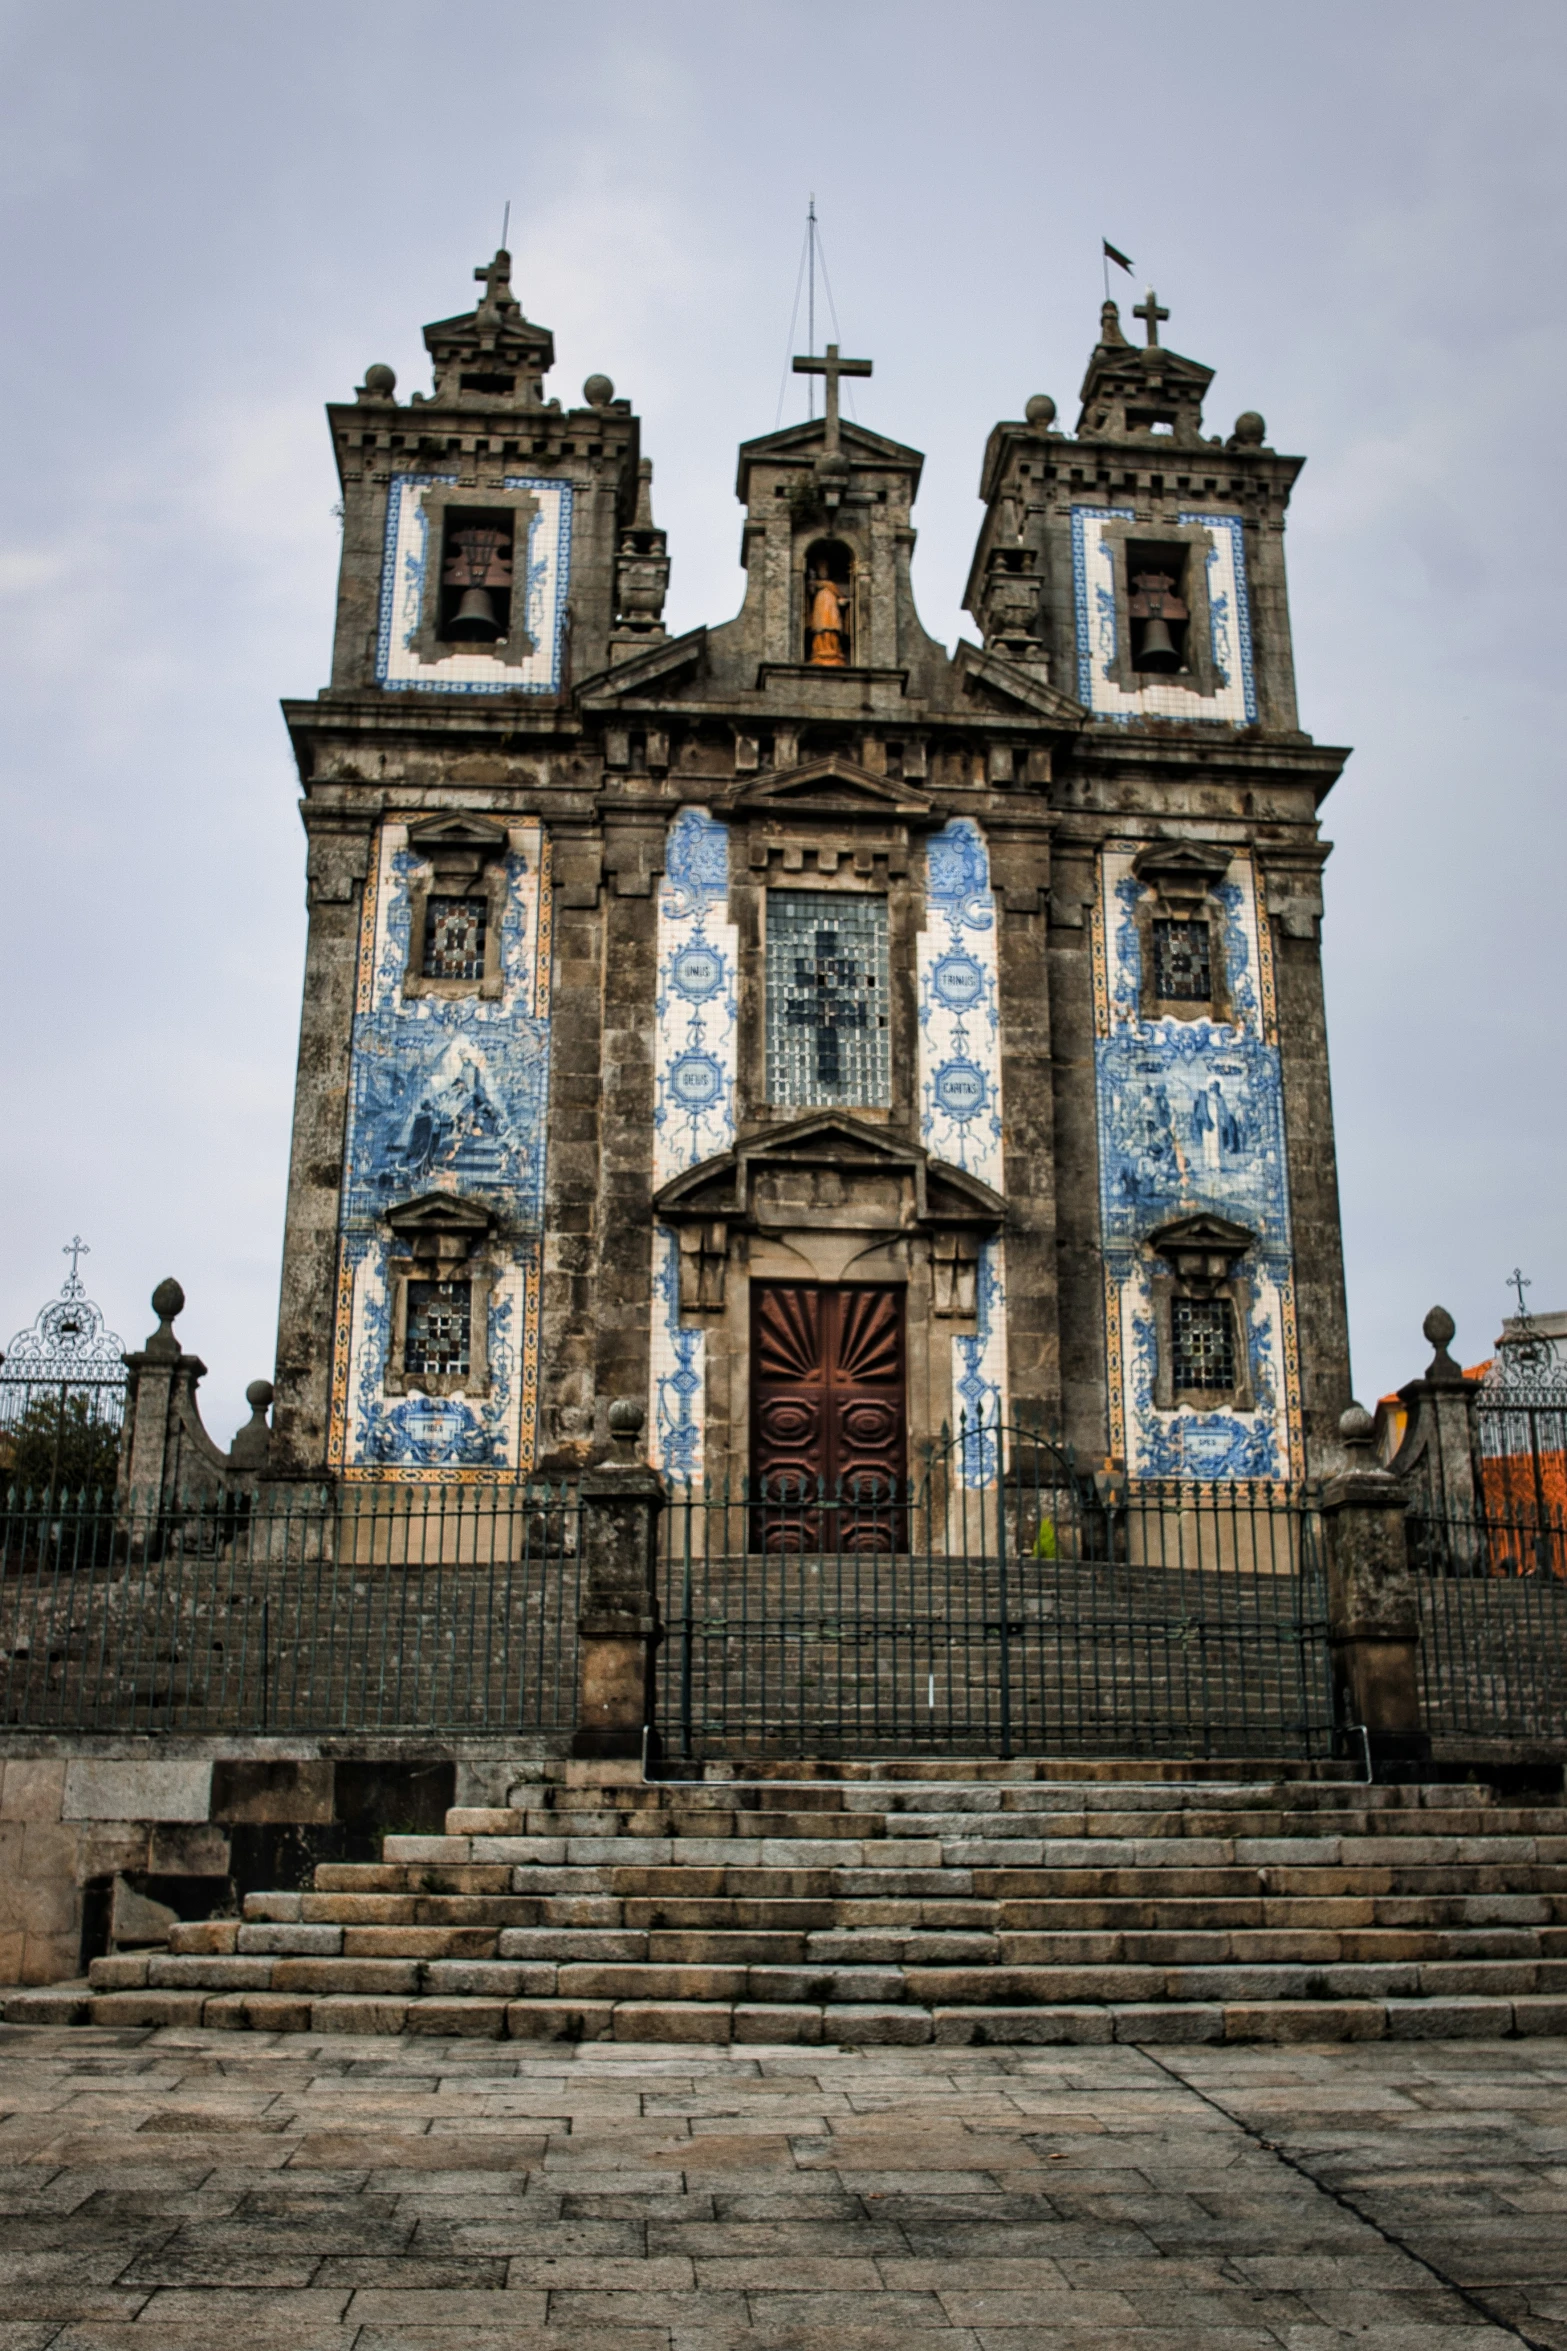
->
xmin=474 ymin=249 xmax=515 ymax=313
xmin=1134 ymin=288 xmax=1169 ymax=347
xmin=792 ymin=341 xmax=872 ymax=459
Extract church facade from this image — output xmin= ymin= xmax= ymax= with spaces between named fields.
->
xmin=267 ymin=251 xmax=1352 ymax=1496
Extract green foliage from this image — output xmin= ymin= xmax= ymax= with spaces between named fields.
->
xmin=1032 ymin=1517 xmax=1058 ymax=1560
xmin=3 ymin=1391 xmax=121 ymax=1500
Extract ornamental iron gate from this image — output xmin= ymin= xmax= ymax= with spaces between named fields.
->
xmin=658 ymin=1422 xmax=1335 ymax=1760
xmin=0 ymin=1242 xmax=126 ymax=1497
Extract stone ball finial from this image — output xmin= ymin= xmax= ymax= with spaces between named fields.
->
xmin=1339 ymin=1402 xmax=1375 ymax=1446
xmin=583 ymin=373 xmax=614 ymax=407
xmin=1231 ymin=410 xmax=1266 ymax=447
xmin=1024 ymin=393 xmax=1056 ymax=431
xmin=1423 ymin=1305 xmax=1456 ymax=1352
xmin=362 ymin=363 xmax=396 ymax=399
xmin=245 ymin=1379 xmax=275 ymax=1414
xmin=607 ymin=1396 xmax=646 ymax=1464
xmin=150 ymin=1278 xmax=185 ymax=1324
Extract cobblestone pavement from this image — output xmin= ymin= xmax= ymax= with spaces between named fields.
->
xmin=0 ymin=2024 xmax=1560 ymax=2351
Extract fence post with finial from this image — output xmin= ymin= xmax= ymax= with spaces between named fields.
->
xmin=1321 ymin=1402 xmax=1429 ymax=1777
xmin=571 ymin=1399 xmax=667 ymax=1762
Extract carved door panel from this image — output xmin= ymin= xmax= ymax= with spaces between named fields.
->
xmin=751 ymin=1283 xmax=906 ymax=1550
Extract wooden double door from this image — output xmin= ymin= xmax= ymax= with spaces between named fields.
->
xmin=750 ymin=1282 xmax=907 ymax=1550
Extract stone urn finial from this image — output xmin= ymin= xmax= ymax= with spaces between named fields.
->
xmin=1422 ymin=1304 xmax=1460 ymax=1383
xmin=145 ymin=1277 xmax=185 ymax=1361
xmin=1339 ymin=1401 xmax=1376 ymax=1466
xmin=606 ymin=1397 xmax=646 ymax=1466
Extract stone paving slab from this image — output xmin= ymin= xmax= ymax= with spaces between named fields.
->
xmin=0 ymin=2022 xmax=1558 ymax=2347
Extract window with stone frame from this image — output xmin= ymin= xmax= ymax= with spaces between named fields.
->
xmin=765 ymin=889 xmax=891 ymax=1108
xmin=1169 ymin=1294 xmax=1238 ymax=1394
xmin=402 ymin=1279 xmax=472 ymax=1380
xmin=422 ymin=894 xmax=489 ymax=982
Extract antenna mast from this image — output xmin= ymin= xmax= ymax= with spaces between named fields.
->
xmin=807 ymin=194 xmax=817 ymax=416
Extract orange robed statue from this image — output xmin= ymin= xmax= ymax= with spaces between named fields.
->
xmin=807 ymin=570 xmax=849 ymax=666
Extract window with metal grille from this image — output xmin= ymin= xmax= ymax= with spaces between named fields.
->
xmin=765 ymin=890 xmax=891 ymax=1107
xmin=1170 ymin=1295 xmax=1238 ymax=1393
xmin=1152 ymin=917 xmax=1212 ymax=1001
xmin=403 ymin=1280 xmax=472 ymax=1378
xmin=423 ymin=895 xmax=488 ymax=981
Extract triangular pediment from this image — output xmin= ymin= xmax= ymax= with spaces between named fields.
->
xmin=576 ymin=626 xmax=707 ymax=706
xmin=952 ymin=641 xmax=1086 ymax=727
xmin=736 ymin=418 xmax=924 ymax=502
xmin=653 ymin=1113 xmax=1004 ymax=1229
xmin=722 ymin=753 xmax=934 ymax=824
xmin=406 ymin=813 xmax=509 ymax=852
xmin=386 ymin=1192 xmax=495 ymax=1236
xmin=1148 ymin=1213 xmax=1254 ymax=1261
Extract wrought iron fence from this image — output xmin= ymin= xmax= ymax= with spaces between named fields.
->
xmin=1410 ymin=1497 xmax=1567 ymax=1744
xmin=0 ymin=1481 xmax=580 ymax=1734
xmin=659 ymin=1425 xmax=1335 ymax=1760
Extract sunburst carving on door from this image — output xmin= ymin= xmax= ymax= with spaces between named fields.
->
xmin=751 ymin=1283 xmax=906 ymax=1551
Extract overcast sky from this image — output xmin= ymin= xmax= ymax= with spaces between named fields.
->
xmin=0 ymin=0 xmax=1562 ymax=1444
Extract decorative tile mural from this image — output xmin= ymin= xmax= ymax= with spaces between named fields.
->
xmin=376 ymin=475 xmax=572 ymax=694
xmin=919 ymin=818 xmax=1008 ymax=1486
xmin=650 ymin=807 xmax=737 ymax=1483
xmin=1092 ymin=847 xmax=1302 ymax=1480
xmin=329 ymin=820 xmax=553 ymax=1479
xmin=1072 ymin=508 xmax=1257 ymax=726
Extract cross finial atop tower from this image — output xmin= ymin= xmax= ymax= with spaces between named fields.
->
xmin=474 ymin=248 xmax=517 ymax=315
xmin=791 ymin=340 xmax=873 ymax=460
xmin=1133 ymin=287 xmax=1170 ymax=348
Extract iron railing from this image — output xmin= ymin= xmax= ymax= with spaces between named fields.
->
xmin=659 ymin=1427 xmax=1334 ymax=1760
xmin=1410 ymin=1497 xmax=1567 ymax=1744
xmin=0 ymin=1481 xmax=580 ymax=1734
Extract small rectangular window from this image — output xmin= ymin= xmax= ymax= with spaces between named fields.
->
xmin=1170 ymin=1296 xmax=1237 ymax=1393
xmin=765 ymin=890 xmax=891 ymax=1108
xmin=1152 ymin=917 xmax=1211 ymax=1002
xmin=403 ymin=1279 xmax=472 ymax=1378
xmin=423 ymin=895 xmax=488 ymax=981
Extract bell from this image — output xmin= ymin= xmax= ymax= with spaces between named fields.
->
xmin=1136 ymin=612 xmax=1179 ymax=671
xmin=446 ymin=585 xmax=504 ymax=641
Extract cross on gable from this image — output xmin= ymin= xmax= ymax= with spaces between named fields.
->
xmin=1134 ymin=287 xmax=1170 ymax=348
xmin=791 ymin=340 xmax=873 ymax=458
xmin=474 ymin=249 xmax=516 ymax=313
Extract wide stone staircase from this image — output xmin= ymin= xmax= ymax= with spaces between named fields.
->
xmin=15 ymin=1758 xmax=1567 ymax=2045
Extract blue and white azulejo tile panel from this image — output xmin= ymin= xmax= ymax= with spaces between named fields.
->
xmin=1071 ymin=508 xmax=1257 ymax=725
xmin=376 ymin=475 xmax=572 ymax=694
xmin=329 ymin=819 xmax=553 ymax=1480
xmin=1092 ymin=846 xmax=1301 ymax=1481
xmin=918 ymin=819 xmax=1004 ymax=1193
xmin=917 ymin=819 xmax=1008 ymax=1486
xmin=649 ymin=807 xmax=737 ymax=1483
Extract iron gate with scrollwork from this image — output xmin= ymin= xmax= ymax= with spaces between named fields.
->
xmin=0 ymin=1242 xmax=127 ymax=1498
xmin=657 ymin=1420 xmax=1334 ymax=1759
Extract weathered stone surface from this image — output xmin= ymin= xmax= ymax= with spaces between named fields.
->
xmin=61 ymin=1760 xmax=212 ymax=1821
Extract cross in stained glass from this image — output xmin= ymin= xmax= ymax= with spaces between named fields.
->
xmin=787 ymin=926 xmax=871 ymax=1087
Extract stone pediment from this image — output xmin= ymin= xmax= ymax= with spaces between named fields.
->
xmin=386 ymin=1192 xmax=495 ymax=1266
xmin=1147 ymin=1213 xmax=1253 ymax=1282
xmin=576 ymin=626 xmax=707 ymax=704
xmin=952 ymin=641 xmax=1086 ymax=728
xmin=736 ymin=418 xmax=924 ymax=501
xmin=653 ymin=1113 xmax=1003 ymax=1237
xmin=720 ymin=754 xmax=935 ymax=826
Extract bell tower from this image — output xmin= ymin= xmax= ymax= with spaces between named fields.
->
xmin=269 ymin=250 xmax=653 ymax=1477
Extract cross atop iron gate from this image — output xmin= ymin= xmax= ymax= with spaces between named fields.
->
xmin=0 ymin=1243 xmax=128 ymax=1494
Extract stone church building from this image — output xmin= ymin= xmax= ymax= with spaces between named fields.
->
xmin=268 ymin=250 xmax=1351 ymax=1497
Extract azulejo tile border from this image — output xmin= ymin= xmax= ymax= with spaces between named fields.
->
xmin=1071 ymin=505 xmax=1257 ymax=726
xmin=375 ymin=474 xmax=573 ymax=695
xmin=328 ymin=820 xmax=553 ymax=1481
xmin=1093 ymin=845 xmax=1301 ymax=1482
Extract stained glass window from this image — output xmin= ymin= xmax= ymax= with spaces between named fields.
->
xmin=403 ymin=1279 xmax=472 ymax=1378
xmin=1170 ymin=1295 xmax=1237 ymax=1393
xmin=1152 ymin=917 xmax=1212 ymax=1001
xmin=423 ymin=895 xmax=488 ymax=981
xmin=765 ymin=890 xmax=891 ymax=1108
